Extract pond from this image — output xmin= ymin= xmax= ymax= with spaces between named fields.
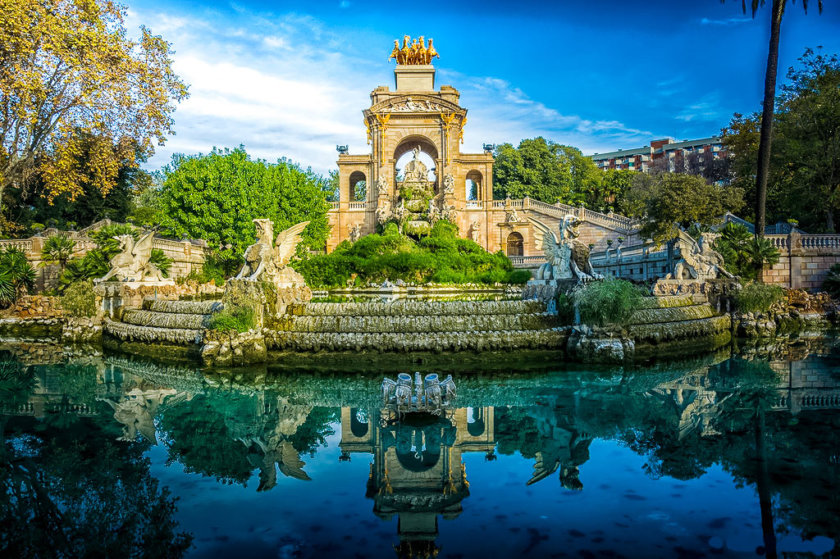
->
xmin=1 ymin=341 xmax=839 ymax=558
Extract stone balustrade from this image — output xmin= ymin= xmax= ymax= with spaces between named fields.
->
xmin=762 ymin=232 xmax=840 ymax=290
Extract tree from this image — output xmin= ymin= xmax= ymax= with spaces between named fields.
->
xmin=0 ymin=0 xmax=188 ymax=233
xmin=157 ymin=148 xmax=331 ymax=255
xmin=492 ymin=138 xmax=601 ymax=205
xmin=0 ymin=248 xmax=35 ymax=305
xmin=41 ymin=234 xmax=76 ymax=272
xmin=634 ymin=173 xmax=744 ymax=244
xmin=725 ymin=0 xmax=823 ymax=238
xmin=592 ymin=169 xmax=634 ymax=214
xmin=723 ymin=48 xmax=840 ymax=232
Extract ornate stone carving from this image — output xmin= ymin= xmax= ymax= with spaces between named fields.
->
xmin=384 ymin=98 xmax=445 ymax=112
xmin=389 ymin=35 xmax=439 ymax=65
xmin=98 ymin=230 xmax=169 ymax=283
xmin=235 ymin=219 xmax=310 ymax=286
xmin=443 ymin=173 xmax=455 ymax=195
xmin=530 ymin=215 xmax=603 ymax=283
xmin=349 ymin=224 xmax=362 ymax=243
xmin=668 ymin=230 xmax=734 ymax=282
xmin=468 ymin=221 xmax=479 ymax=242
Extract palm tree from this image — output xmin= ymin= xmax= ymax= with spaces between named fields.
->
xmin=729 ymin=0 xmax=823 ymax=239
xmin=41 ymin=234 xmax=77 ymax=272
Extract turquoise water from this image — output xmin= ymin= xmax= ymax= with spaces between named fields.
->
xmin=1 ymin=343 xmax=839 ymax=558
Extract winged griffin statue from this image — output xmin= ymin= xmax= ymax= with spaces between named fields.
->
xmin=235 ymin=219 xmax=310 ymax=285
xmin=529 ymin=215 xmax=603 ymax=283
xmin=99 ymin=230 xmax=167 ymax=282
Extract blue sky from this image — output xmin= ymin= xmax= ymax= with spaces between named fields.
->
xmin=127 ymin=0 xmax=840 ymax=174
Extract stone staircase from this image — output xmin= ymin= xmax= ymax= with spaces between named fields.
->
xmin=103 ymin=299 xmax=223 ymax=346
xmin=266 ymin=300 xmax=565 ymax=352
xmin=627 ymin=295 xmax=731 ymax=357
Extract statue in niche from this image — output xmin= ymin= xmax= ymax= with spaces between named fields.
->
xmin=403 ymin=146 xmax=428 ymax=182
xmin=235 ymin=219 xmax=310 ymax=284
xmin=98 ymin=230 xmax=168 ymax=282
xmin=468 ymin=221 xmax=479 ymax=242
xmin=349 ymin=224 xmax=362 ymax=243
xmin=530 ymin=215 xmax=603 ymax=283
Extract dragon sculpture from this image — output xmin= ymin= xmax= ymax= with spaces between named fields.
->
xmin=668 ymin=230 xmax=734 ymax=281
xmin=98 ymin=230 xmax=167 ymax=282
xmin=529 ymin=215 xmax=603 ymax=283
xmin=235 ymin=219 xmax=310 ymax=285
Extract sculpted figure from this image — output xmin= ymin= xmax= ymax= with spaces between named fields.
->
xmin=99 ymin=230 xmax=166 ymax=282
xmin=389 ymin=40 xmax=401 ymax=64
xmin=443 ymin=173 xmax=455 ymax=195
xmin=530 ymin=215 xmax=603 ymax=283
xmin=426 ymin=38 xmax=439 ymax=64
xmin=417 ymin=36 xmax=428 ymax=65
xmin=235 ymin=219 xmax=310 ymax=283
xmin=668 ymin=230 xmax=734 ymax=281
xmin=400 ymin=36 xmax=411 ymax=65
xmin=468 ymin=220 xmax=479 ymax=242
xmin=349 ymin=223 xmax=362 ymax=243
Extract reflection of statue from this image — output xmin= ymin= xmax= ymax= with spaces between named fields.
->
xmin=668 ymin=230 xmax=734 ymax=281
xmin=235 ymin=219 xmax=310 ymax=283
xmin=98 ymin=231 xmax=166 ymax=282
xmin=530 ymin=215 xmax=603 ymax=282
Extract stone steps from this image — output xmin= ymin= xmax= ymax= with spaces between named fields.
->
xmin=122 ymin=309 xmax=211 ymax=330
xmin=635 ymin=295 xmax=707 ymax=310
xmin=264 ymin=328 xmax=568 ymax=353
xmin=273 ymin=313 xmax=559 ymax=333
xmin=628 ymin=315 xmax=731 ymax=344
xmin=142 ymin=299 xmax=223 ymax=315
xmin=103 ymin=319 xmax=204 ymax=345
xmin=293 ymin=300 xmax=545 ymax=317
xmin=627 ymin=304 xmax=716 ymax=325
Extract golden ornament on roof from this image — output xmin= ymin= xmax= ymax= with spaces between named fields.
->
xmin=389 ymin=35 xmax=439 ymax=65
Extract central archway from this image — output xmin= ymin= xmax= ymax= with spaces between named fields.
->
xmin=394 ymin=135 xmax=440 ymax=187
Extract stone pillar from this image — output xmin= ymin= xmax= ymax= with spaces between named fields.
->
xmin=789 ymin=231 xmax=803 ymax=290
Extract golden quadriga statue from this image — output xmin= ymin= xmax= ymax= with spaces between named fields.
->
xmin=389 ymin=35 xmax=439 ymax=65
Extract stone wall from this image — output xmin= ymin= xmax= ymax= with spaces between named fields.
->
xmin=0 ymin=219 xmax=209 ymax=291
xmin=760 ymin=233 xmax=840 ymax=290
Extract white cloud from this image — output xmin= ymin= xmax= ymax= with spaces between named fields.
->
xmin=131 ymin=5 xmax=652 ymax=173
xmin=700 ymin=17 xmax=752 ymax=25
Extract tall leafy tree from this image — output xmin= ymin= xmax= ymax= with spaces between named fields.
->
xmin=0 ymin=0 xmax=188 ymax=234
xmin=158 ymin=148 xmax=331 ymax=254
xmin=492 ymin=138 xmax=601 ymax=205
xmin=724 ymin=0 xmax=823 ymax=238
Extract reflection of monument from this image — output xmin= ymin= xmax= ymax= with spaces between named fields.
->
xmin=340 ymin=406 xmax=494 ymax=557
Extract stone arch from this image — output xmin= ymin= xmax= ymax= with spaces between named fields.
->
xmin=350 ymin=408 xmax=369 ymax=438
xmin=506 ymin=232 xmax=524 ymax=257
xmin=466 ymin=170 xmax=482 ymax=201
xmin=392 ymin=134 xmax=439 ymax=162
xmin=467 ymin=407 xmax=486 ymax=437
xmin=349 ymin=171 xmax=366 ymax=201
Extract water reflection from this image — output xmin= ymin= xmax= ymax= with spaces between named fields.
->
xmin=1 ymin=342 xmax=839 ymax=557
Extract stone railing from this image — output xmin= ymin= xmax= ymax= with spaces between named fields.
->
xmin=590 ymin=242 xmax=671 ymax=281
xmin=465 ymin=201 xmax=483 ymax=210
xmin=762 ymin=232 xmax=840 ymax=289
xmin=508 ymin=255 xmax=544 ymax=269
xmin=0 ymin=239 xmax=33 ymax=252
xmin=348 ymin=201 xmax=367 ymax=210
xmin=329 ymin=201 xmax=340 ymax=210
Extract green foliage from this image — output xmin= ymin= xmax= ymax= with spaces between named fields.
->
xmin=555 ymin=292 xmax=576 ymax=325
xmin=573 ymin=278 xmax=644 ymax=327
xmin=41 ymin=234 xmax=76 ymax=269
xmin=291 ymin=220 xmax=526 ymax=287
xmin=61 ymin=280 xmax=96 ymax=318
xmin=0 ymin=248 xmax=36 ymax=305
xmin=715 ymin=223 xmax=781 ymax=281
xmin=208 ymin=307 xmax=255 ymax=333
xmin=822 ymin=263 xmax=840 ymax=298
xmin=157 ymin=147 xmax=330 ymax=255
xmin=149 ymin=249 xmax=172 ymax=278
xmin=492 ymin=138 xmax=602 ymax=205
xmin=58 ymin=224 xmax=138 ymax=288
xmin=632 ymin=173 xmax=744 ymax=244
xmin=723 ymin=48 xmax=840 ymax=232
xmin=733 ymin=282 xmax=786 ymax=313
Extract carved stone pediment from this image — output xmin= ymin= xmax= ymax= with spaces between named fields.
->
xmin=368 ymin=95 xmax=462 ymax=115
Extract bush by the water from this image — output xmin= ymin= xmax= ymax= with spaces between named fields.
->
xmin=733 ymin=282 xmax=786 ymax=313
xmin=291 ymin=221 xmax=531 ymax=287
xmin=61 ymin=280 xmax=96 ymax=318
xmin=0 ymin=248 xmax=36 ymax=306
xmin=208 ymin=307 xmax=255 ymax=333
xmin=573 ymin=278 xmax=644 ymax=327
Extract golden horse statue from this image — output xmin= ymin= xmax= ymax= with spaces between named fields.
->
xmin=390 ymin=35 xmax=439 ymax=65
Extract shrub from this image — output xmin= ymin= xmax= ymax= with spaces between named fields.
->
xmin=208 ymin=307 xmax=255 ymax=332
xmin=0 ymin=248 xmax=36 ymax=305
xmin=733 ymin=282 xmax=786 ymax=313
xmin=61 ymin=280 xmax=97 ymax=318
xmin=823 ymin=263 xmax=840 ymax=298
xmin=573 ymin=278 xmax=644 ymax=327
xmin=41 ymin=234 xmax=76 ymax=270
xmin=149 ymin=249 xmax=172 ymax=278
xmin=713 ymin=223 xmax=780 ymax=280
xmin=555 ymin=292 xmax=576 ymax=325
xmin=290 ymin=220 xmax=525 ymax=287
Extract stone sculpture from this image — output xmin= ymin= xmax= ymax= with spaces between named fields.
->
xmin=235 ymin=219 xmax=310 ymax=284
xmin=530 ymin=215 xmax=603 ymax=283
xmin=668 ymin=230 xmax=734 ymax=281
xmin=98 ymin=230 xmax=168 ymax=283
xmin=389 ymin=35 xmax=439 ymax=65
xmin=382 ymin=372 xmax=456 ymax=416
xmin=349 ymin=223 xmax=362 ymax=243
xmin=467 ymin=221 xmax=479 ymax=242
